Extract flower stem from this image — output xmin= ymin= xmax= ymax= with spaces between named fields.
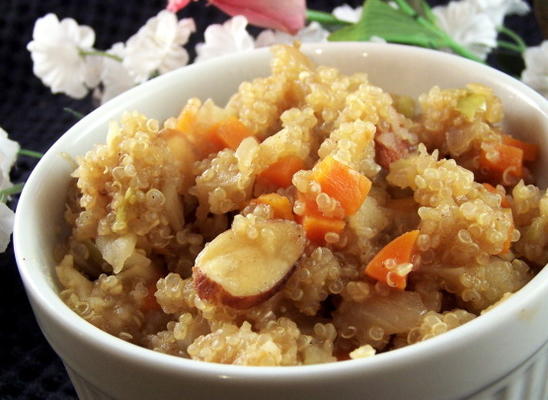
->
xmin=440 ymin=32 xmax=485 ymax=63
xmin=306 ymin=9 xmax=350 ymax=25
xmin=497 ymin=40 xmax=524 ymax=54
xmin=79 ymin=49 xmax=123 ymax=62
xmin=0 ymin=183 xmax=24 ymax=203
xmin=498 ymin=26 xmax=527 ymax=53
xmin=392 ymin=0 xmax=416 ymax=16
xmin=64 ymin=107 xmax=85 ymax=120
xmin=392 ymin=0 xmax=485 ymax=63
xmin=18 ymin=149 xmax=43 ymax=158
xmin=420 ymin=0 xmax=437 ymax=24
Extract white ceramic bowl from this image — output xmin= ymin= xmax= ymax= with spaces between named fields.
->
xmin=14 ymin=43 xmax=548 ymax=400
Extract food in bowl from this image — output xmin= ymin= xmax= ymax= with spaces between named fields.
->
xmin=55 ymin=44 xmax=544 ymax=366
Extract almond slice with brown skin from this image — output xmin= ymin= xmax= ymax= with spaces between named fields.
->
xmin=193 ymin=216 xmax=305 ymax=309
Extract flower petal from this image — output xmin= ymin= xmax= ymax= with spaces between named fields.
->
xmin=0 ymin=202 xmax=15 ymax=253
xmin=94 ymin=43 xmax=138 ymax=104
xmin=210 ymin=0 xmax=305 ymax=34
xmin=26 ymin=13 xmax=95 ymax=98
xmin=332 ymin=5 xmax=363 ymax=23
xmin=433 ymin=1 xmax=497 ymax=60
xmin=471 ymin=0 xmax=529 ymax=26
xmin=124 ymin=11 xmax=195 ymax=82
xmin=166 ymin=0 xmax=191 ymax=13
xmin=255 ymin=22 xmax=329 ymax=47
xmin=195 ymin=16 xmax=255 ymax=62
xmin=521 ymin=41 xmax=548 ymax=98
xmin=0 ymin=127 xmax=20 ymax=192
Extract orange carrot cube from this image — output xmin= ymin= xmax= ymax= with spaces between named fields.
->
xmin=364 ymin=230 xmax=420 ymax=290
xmin=251 ymin=193 xmax=294 ymax=221
xmin=301 ymin=214 xmax=346 ymax=245
xmin=479 ymin=143 xmax=523 ymax=184
xmin=502 ymin=135 xmax=539 ymax=162
xmin=313 ymin=156 xmax=371 ymax=216
xmin=258 ymin=156 xmax=305 ymax=188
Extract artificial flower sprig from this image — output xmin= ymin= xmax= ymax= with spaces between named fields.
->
xmin=0 ymin=128 xmax=22 ymax=252
xmin=0 ymin=127 xmax=44 ymax=252
xmin=26 ymin=0 xmax=547 ymax=105
xmin=27 ymin=11 xmax=196 ymax=103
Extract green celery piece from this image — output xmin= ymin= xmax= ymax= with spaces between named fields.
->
xmin=393 ymin=95 xmax=416 ymax=118
xmin=456 ymin=93 xmax=487 ymax=121
xmin=329 ymin=0 xmax=447 ymax=49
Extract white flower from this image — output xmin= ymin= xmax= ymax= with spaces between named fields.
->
xmin=521 ymin=41 xmax=548 ymax=98
xmin=27 ymin=13 xmax=96 ymax=98
xmin=124 ymin=11 xmax=195 ymax=82
xmin=0 ymin=127 xmax=20 ymax=192
xmin=195 ymin=16 xmax=255 ymax=63
xmin=332 ymin=5 xmax=363 ymax=23
xmin=0 ymin=202 xmax=15 ymax=253
xmin=83 ymin=53 xmax=103 ymax=89
xmin=255 ymin=22 xmax=329 ymax=47
xmin=432 ymin=1 xmax=497 ymax=60
xmin=0 ymin=126 xmax=19 ymax=254
xmin=93 ymin=43 xmax=138 ymax=104
xmin=472 ymin=0 xmax=529 ymax=27
xmin=432 ymin=0 xmax=530 ymax=60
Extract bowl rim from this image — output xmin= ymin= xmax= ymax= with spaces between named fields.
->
xmin=14 ymin=41 xmax=548 ymax=381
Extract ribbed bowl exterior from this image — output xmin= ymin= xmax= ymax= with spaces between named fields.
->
xmin=469 ymin=341 xmax=547 ymax=400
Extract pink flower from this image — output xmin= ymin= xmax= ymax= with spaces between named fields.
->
xmin=167 ymin=0 xmax=305 ymax=34
xmin=167 ymin=0 xmax=191 ymax=12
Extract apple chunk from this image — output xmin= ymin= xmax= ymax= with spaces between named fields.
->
xmin=193 ymin=217 xmax=305 ymax=309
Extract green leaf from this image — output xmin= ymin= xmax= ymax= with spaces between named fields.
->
xmin=329 ymin=0 xmax=446 ymax=49
xmin=0 ymin=183 xmax=24 ymax=203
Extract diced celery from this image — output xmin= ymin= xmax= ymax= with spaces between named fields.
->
xmin=456 ymin=93 xmax=486 ymax=121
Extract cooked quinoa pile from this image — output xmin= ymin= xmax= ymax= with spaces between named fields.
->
xmin=56 ymin=44 xmax=545 ymax=366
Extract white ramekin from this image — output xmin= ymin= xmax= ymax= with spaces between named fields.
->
xmin=14 ymin=43 xmax=548 ymax=400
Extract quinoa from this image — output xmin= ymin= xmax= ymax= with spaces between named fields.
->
xmin=56 ymin=44 xmax=544 ymax=366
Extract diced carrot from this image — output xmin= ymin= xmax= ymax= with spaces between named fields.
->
xmin=141 ymin=280 xmax=161 ymax=312
xmin=206 ymin=116 xmax=253 ymax=151
xmin=364 ymin=230 xmax=420 ymax=290
xmin=313 ymin=156 xmax=372 ymax=216
xmin=203 ymin=130 xmax=226 ymax=155
xmin=301 ymin=214 xmax=346 ymax=245
xmin=502 ymin=135 xmax=539 ymax=162
xmin=296 ymin=191 xmax=321 ymax=217
xmin=176 ymin=107 xmax=196 ymax=133
xmin=295 ymin=191 xmax=345 ymax=244
xmin=479 ymin=143 xmax=524 ymax=184
xmin=501 ymin=236 xmax=512 ymax=254
xmin=482 ymin=183 xmax=511 ymax=208
xmin=500 ymin=220 xmax=514 ymax=254
xmin=258 ymin=156 xmax=305 ymax=188
xmin=251 ymin=193 xmax=294 ymax=221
